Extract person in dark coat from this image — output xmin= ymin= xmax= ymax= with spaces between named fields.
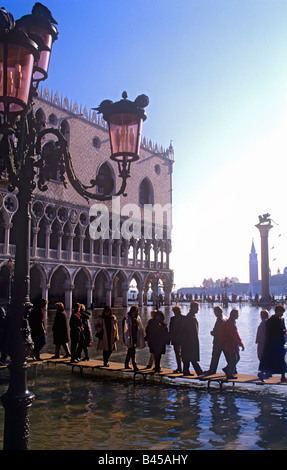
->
xmin=255 ymin=309 xmax=269 ymax=361
xmin=258 ymin=304 xmax=287 ymax=382
xmin=51 ymin=302 xmax=70 ymax=358
xmin=76 ymin=304 xmax=92 ymax=361
xmin=169 ymin=305 xmax=184 ymax=373
xmin=69 ymin=302 xmax=83 ymax=363
xmin=181 ymin=301 xmax=203 ymax=376
xmin=205 ymin=305 xmax=227 ymax=374
xmin=221 ymin=309 xmax=244 ymax=379
xmin=29 ymin=298 xmax=47 ymax=360
xmin=145 ymin=310 xmax=169 ymax=372
xmin=122 ymin=305 xmax=145 ymax=371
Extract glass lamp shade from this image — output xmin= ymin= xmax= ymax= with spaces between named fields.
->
xmin=16 ymin=16 xmax=58 ymax=82
xmin=109 ymin=112 xmax=143 ymax=163
xmin=0 ymin=30 xmax=38 ymax=117
xmin=97 ymin=92 xmax=148 ymax=164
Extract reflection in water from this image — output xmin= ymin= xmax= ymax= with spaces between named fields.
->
xmin=0 ymin=303 xmax=287 ymax=450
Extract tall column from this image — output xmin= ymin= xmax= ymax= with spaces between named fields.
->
xmin=45 ymin=228 xmax=52 ymax=259
xmin=64 ymin=284 xmax=73 ymax=315
xmin=41 ymin=283 xmax=50 ymax=322
xmin=89 ymin=237 xmax=94 ymax=263
xmin=31 ymin=227 xmax=39 ymax=258
xmin=108 ymin=239 xmax=113 ymax=265
xmin=122 ymin=281 xmax=129 ymax=307
xmin=105 ymin=280 xmax=112 ymax=307
xmin=137 ymin=286 xmax=143 ymax=306
xmin=256 ymin=217 xmax=273 ymax=302
xmin=57 ymin=231 xmax=63 ymax=259
xmin=86 ymin=284 xmax=93 ymax=309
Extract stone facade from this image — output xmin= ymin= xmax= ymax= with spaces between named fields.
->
xmin=0 ymin=87 xmax=174 ymax=311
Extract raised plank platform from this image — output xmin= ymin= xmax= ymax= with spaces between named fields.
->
xmin=8 ymin=354 xmax=284 ymax=391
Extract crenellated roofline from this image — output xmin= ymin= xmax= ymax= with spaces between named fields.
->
xmin=37 ymin=86 xmax=174 ymax=161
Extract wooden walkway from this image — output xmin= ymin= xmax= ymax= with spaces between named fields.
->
xmin=1 ymin=353 xmax=282 ymax=391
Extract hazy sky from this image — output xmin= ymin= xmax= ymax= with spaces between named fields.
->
xmin=6 ymin=0 xmax=287 ymax=288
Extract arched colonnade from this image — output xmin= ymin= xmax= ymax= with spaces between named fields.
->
xmin=28 ymin=263 xmax=172 ymax=313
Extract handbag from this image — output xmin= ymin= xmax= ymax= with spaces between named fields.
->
xmin=95 ymin=329 xmax=104 ymax=340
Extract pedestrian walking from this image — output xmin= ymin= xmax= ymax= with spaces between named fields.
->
xmin=258 ymin=304 xmax=287 ymax=382
xmin=205 ymin=305 xmax=227 ymax=374
xmin=51 ymin=302 xmax=70 ymax=358
xmin=76 ymin=304 xmax=92 ymax=361
xmin=169 ymin=305 xmax=184 ymax=373
xmin=122 ymin=305 xmax=145 ymax=371
xmin=255 ymin=309 xmax=269 ymax=361
xmin=221 ymin=309 xmax=244 ymax=379
xmin=69 ymin=302 xmax=83 ymax=363
xmin=144 ymin=310 xmax=156 ymax=369
xmin=181 ymin=301 xmax=203 ymax=376
xmin=29 ymin=298 xmax=47 ymax=360
xmin=145 ymin=310 xmax=169 ymax=372
xmin=95 ymin=306 xmax=119 ymax=366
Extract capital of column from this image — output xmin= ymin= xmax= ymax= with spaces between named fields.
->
xmin=255 ymin=221 xmax=273 ymax=236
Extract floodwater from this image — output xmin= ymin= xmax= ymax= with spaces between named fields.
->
xmin=1 ymin=302 xmax=287 ymax=450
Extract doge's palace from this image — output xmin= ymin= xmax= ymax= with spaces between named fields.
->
xmin=0 ymin=87 xmax=174 ymax=311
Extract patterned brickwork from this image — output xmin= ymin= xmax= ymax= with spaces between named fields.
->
xmin=34 ymin=88 xmax=174 ymax=213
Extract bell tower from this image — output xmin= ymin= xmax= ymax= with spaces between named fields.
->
xmin=249 ymin=239 xmax=258 ymax=284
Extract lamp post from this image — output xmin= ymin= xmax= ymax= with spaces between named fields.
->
xmin=0 ymin=4 xmax=148 ymax=450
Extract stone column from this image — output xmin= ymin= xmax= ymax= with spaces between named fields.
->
xmin=137 ymin=285 xmax=143 ymax=306
xmin=57 ymin=231 xmax=63 ymax=259
xmin=79 ymin=234 xmax=85 ymax=262
xmin=122 ymin=281 xmax=129 ymax=307
xmin=99 ymin=238 xmax=103 ymax=264
xmin=106 ymin=280 xmax=112 ymax=306
xmin=31 ymin=226 xmax=39 ymax=258
xmin=140 ymin=238 xmax=144 ymax=268
xmin=153 ymin=240 xmax=158 ymax=270
xmin=64 ymin=283 xmax=74 ymax=315
xmin=256 ymin=219 xmax=273 ymax=302
xmin=41 ymin=283 xmax=50 ymax=322
xmin=89 ymin=237 xmax=94 ymax=263
xmin=108 ymin=239 xmax=113 ymax=265
xmin=45 ymin=228 xmax=52 ymax=259
xmin=86 ymin=283 xmax=93 ymax=309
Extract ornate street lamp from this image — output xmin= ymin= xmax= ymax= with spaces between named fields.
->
xmin=0 ymin=3 xmax=148 ymax=450
xmin=0 ymin=10 xmax=39 ymax=119
xmin=15 ymin=2 xmax=59 ymax=83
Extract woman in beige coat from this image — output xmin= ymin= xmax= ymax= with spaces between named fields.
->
xmin=95 ymin=306 xmax=119 ymax=366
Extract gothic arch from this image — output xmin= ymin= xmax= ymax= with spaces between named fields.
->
xmin=60 ymin=119 xmax=70 ymax=146
xmin=49 ymin=264 xmax=71 ymax=285
xmin=72 ymin=267 xmax=92 ymax=305
xmin=49 ymin=265 xmax=72 ymax=307
xmin=50 ymin=218 xmax=61 ymax=250
xmin=72 ymin=266 xmax=92 ymax=286
xmin=35 ymin=107 xmax=46 ymax=133
xmin=93 ymin=269 xmax=111 ymax=307
xmin=139 ymin=177 xmax=154 ymax=206
xmin=96 ymin=161 xmax=115 ymax=196
xmin=112 ymin=270 xmax=128 ymax=307
xmin=128 ymin=271 xmax=144 ymax=290
xmin=30 ymin=263 xmax=48 ymax=304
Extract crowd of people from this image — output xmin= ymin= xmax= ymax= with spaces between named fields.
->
xmin=0 ymin=299 xmax=286 ymax=382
